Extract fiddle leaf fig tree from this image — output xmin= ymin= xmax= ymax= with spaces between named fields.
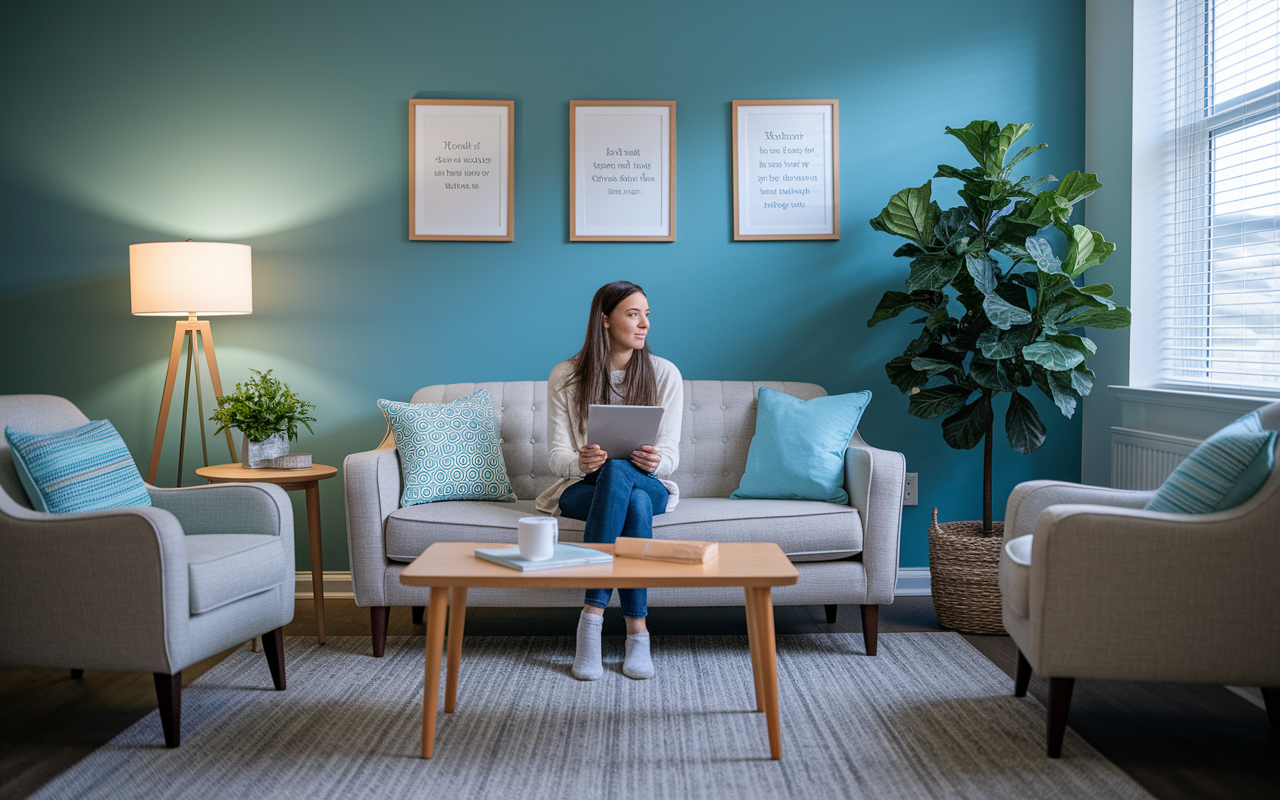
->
xmin=868 ymin=120 xmax=1131 ymax=533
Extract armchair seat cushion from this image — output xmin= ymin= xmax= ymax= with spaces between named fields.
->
xmin=999 ymin=534 xmax=1033 ymax=619
xmin=186 ymin=534 xmax=288 ymax=615
xmin=384 ymin=497 xmax=862 ymax=563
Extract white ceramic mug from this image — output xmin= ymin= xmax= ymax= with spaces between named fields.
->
xmin=517 ymin=516 xmax=559 ymax=561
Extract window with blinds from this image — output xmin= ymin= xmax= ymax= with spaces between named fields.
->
xmin=1165 ymin=0 xmax=1279 ymax=393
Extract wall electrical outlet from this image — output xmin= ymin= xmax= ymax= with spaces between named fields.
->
xmin=903 ymin=473 xmax=919 ymax=506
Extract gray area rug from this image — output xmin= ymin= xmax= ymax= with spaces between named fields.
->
xmin=33 ymin=633 xmax=1152 ymax=799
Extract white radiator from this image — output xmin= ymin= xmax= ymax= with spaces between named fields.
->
xmin=1110 ymin=427 xmax=1202 ymax=490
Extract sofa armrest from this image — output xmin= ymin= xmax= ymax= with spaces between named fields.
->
xmin=1003 ymin=480 xmax=1154 ymax=544
xmin=148 ymin=482 xmax=293 ymax=537
xmin=844 ymin=439 xmax=905 ymax=604
xmin=0 ymin=504 xmax=190 ymax=674
xmin=343 ymin=446 xmax=402 ymax=607
xmin=1026 ymin=501 xmax=1280 ymax=683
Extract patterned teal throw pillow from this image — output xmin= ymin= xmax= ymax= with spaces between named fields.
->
xmin=6 ymin=420 xmax=152 ymax=514
xmin=379 ymin=391 xmax=517 ymax=507
xmin=1145 ymin=410 xmax=1276 ymax=514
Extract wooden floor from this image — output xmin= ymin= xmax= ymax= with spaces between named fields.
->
xmin=2 ymin=596 xmax=1277 ymax=799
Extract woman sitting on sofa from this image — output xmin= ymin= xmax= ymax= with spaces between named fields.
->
xmin=535 ymin=280 xmax=683 ymax=680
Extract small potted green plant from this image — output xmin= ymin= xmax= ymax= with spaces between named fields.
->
xmin=209 ymin=369 xmax=317 ymax=468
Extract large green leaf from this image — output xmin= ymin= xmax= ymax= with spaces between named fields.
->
xmin=934 ymin=207 xmax=973 ymax=251
xmin=870 ymin=182 xmax=939 ymax=246
xmin=941 ymin=394 xmax=994 ymax=450
xmin=1007 ymin=190 xmax=1070 ymax=230
xmin=1056 ymin=170 xmax=1102 ymax=204
xmin=885 ymin=355 xmax=930 ymax=394
xmin=945 ymin=121 xmax=1034 ymax=176
xmin=1002 ymin=142 xmax=1047 ymax=177
xmin=1022 ymin=340 xmax=1086 ymax=371
xmin=1070 ymin=365 xmax=1095 ymax=396
xmin=910 ymin=356 xmax=961 ymax=377
xmin=908 ymin=384 xmax=974 ymax=419
xmin=965 ymin=253 xmax=997 ymax=295
xmin=868 ymin=291 xmax=915 ymax=327
xmin=983 ymin=295 xmax=1033 ymax=330
xmin=1049 ymin=332 xmax=1097 ymax=355
xmin=1045 ymin=371 xmax=1080 ymax=418
xmin=1078 ymin=283 xmax=1114 ymax=298
xmin=924 ymin=307 xmax=953 ymax=330
xmin=1025 ymin=236 xmax=1066 ymax=275
xmin=1070 ymin=306 xmax=1132 ymax=329
xmin=1006 ymin=389 xmax=1047 ymax=453
xmin=1062 ymin=224 xmax=1115 ymax=277
xmin=934 ymin=164 xmax=986 ymax=182
xmin=978 ymin=324 xmax=1036 ymax=360
xmin=907 ymin=254 xmax=963 ymax=291
xmin=970 ymin=357 xmax=1013 ymax=391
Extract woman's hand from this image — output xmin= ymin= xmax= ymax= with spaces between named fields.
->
xmin=629 ymin=444 xmax=661 ymax=476
xmin=578 ymin=444 xmax=607 ymax=474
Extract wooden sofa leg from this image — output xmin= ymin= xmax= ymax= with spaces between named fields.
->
xmin=1262 ymin=688 xmax=1280 ymax=731
xmin=860 ymin=604 xmax=879 ymax=656
xmin=824 ymin=604 xmax=838 ymax=624
xmin=412 ymin=605 xmax=425 ymax=626
xmin=70 ymin=669 xmax=84 ymax=680
xmin=261 ymin=627 xmax=286 ymax=690
xmin=371 ymin=606 xmax=391 ymax=657
xmin=1047 ymin=677 xmax=1075 ymax=758
xmin=1014 ymin=649 xmax=1032 ymax=697
xmin=153 ymin=672 xmax=182 ymax=748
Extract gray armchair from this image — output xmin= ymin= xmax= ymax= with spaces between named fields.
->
xmin=999 ymin=400 xmax=1280 ymax=757
xmin=0 ymin=395 xmax=296 ymax=747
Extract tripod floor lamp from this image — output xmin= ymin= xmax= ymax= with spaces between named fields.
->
xmin=130 ymin=241 xmax=252 ymax=486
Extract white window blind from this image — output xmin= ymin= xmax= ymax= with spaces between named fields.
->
xmin=1164 ymin=0 xmax=1280 ymax=393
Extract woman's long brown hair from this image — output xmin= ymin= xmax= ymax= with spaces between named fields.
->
xmin=563 ymin=281 xmax=658 ymax=435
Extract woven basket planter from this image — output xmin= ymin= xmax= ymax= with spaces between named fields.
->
xmin=927 ymin=508 xmax=1006 ymax=634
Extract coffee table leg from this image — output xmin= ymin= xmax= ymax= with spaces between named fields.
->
xmin=445 ymin=587 xmax=467 ymax=713
xmin=750 ymin=586 xmax=782 ymax=760
xmin=304 ymin=482 xmax=326 ymax=645
xmin=743 ymin=587 xmax=764 ymax=712
xmin=422 ymin=586 xmax=448 ymax=759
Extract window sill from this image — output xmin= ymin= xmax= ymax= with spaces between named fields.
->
xmin=1109 ymin=386 xmax=1274 ymax=440
xmin=1109 ymin=386 xmax=1278 ymax=413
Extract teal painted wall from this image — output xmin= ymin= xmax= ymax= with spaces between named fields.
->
xmin=0 ymin=0 xmax=1086 ymax=572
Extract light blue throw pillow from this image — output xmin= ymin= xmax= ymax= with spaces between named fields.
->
xmin=379 ymin=390 xmax=517 ymax=507
xmin=5 ymin=420 xmax=152 ymax=514
xmin=731 ymin=387 xmax=872 ymax=504
xmin=1145 ymin=410 xmax=1276 ymax=514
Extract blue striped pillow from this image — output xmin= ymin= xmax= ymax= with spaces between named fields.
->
xmin=1145 ymin=411 xmax=1276 ymax=514
xmin=6 ymin=420 xmax=152 ymax=514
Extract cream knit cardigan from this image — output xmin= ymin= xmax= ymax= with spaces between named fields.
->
xmin=534 ymin=355 xmax=684 ymax=515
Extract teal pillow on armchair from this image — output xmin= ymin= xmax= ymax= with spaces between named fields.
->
xmin=731 ymin=387 xmax=872 ymax=504
xmin=5 ymin=419 xmax=152 ymax=514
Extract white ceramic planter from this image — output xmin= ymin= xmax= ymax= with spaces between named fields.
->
xmin=240 ymin=432 xmax=289 ymax=469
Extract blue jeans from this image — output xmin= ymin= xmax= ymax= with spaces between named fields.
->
xmin=558 ymin=459 xmax=668 ymax=618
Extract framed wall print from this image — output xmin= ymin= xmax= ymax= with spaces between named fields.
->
xmin=570 ymin=101 xmax=675 ymax=241
xmin=732 ymin=99 xmax=839 ymax=241
xmin=409 ymin=99 xmax=514 ymax=241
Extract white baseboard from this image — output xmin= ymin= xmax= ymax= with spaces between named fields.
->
xmin=295 ymin=569 xmax=933 ymax=600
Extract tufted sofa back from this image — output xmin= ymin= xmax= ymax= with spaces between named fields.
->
xmin=400 ymin=381 xmax=830 ymax=500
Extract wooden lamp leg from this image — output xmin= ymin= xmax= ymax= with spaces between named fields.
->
xmin=196 ymin=321 xmax=238 ymax=463
xmin=147 ymin=322 xmax=189 ymax=485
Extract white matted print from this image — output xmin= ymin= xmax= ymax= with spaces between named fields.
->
xmin=571 ymin=101 xmax=675 ymax=241
xmin=733 ymin=100 xmax=839 ymax=240
xmin=410 ymin=100 xmax=513 ymax=241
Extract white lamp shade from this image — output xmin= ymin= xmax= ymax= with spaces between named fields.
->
xmin=130 ymin=241 xmax=253 ymax=316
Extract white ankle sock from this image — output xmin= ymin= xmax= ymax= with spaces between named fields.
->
xmin=572 ymin=611 xmax=604 ymax=680
xmin=623 ymin=632 xmax=654 ymax=679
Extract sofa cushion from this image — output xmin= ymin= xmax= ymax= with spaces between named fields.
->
xmin=385 ymin=497 xmax=862 ymax=563
xmin=186 ymin=534 xmax=287 ymax=615
xmin=999 ymin=534 xmax=1033 ymax=619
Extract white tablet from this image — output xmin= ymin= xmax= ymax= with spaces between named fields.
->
xmin=586 ymin=404 xmax=664 ymax=461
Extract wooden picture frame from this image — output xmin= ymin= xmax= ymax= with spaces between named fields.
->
xmin=409 ymin=99 xmax=514 ymax=241
xmin=570 ymin=101 xmax=676 ymax=241
xmin=732 ymin=99 xmax=839 ymax=241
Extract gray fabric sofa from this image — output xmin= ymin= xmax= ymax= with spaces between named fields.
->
xmin=0 ymin=394 xmax=296 ymax=747
xmin=345 ymin=381 xmax=906 ymax=656
xmin=999 ymin=400 xmax=1280 ymax=757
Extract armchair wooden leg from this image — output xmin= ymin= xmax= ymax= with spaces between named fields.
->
xmin=1262 ymin=687 xmax=1280 ymax=731
xmin=860 ymin=604 xmax=879 ymax=656
xmin=371 ymin=606 xmax=391 ymax=657
xmin=260 ymin=627 xmax=286 ymax=690
xmin=1014 ymin=649 xmax=1032 ymax=697
xmin=153 ymin=672 xmax=182 ymax=748
xmin=824 ymin=604 xmax=838 ymax=624
xmin=412 ymin=605 xmax=425 ymax=626
xmin=1047 ymin=677 xmax=1075 ymax=758
xmin=70 ymin=669 xmax=83 ymax=680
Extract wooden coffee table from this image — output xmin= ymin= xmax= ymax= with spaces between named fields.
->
xmin=400 ymin=541 xmax=799 ymax=760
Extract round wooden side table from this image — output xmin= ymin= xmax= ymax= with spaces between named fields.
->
xmin=196 ymin=462 xmax=338 ymax=643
